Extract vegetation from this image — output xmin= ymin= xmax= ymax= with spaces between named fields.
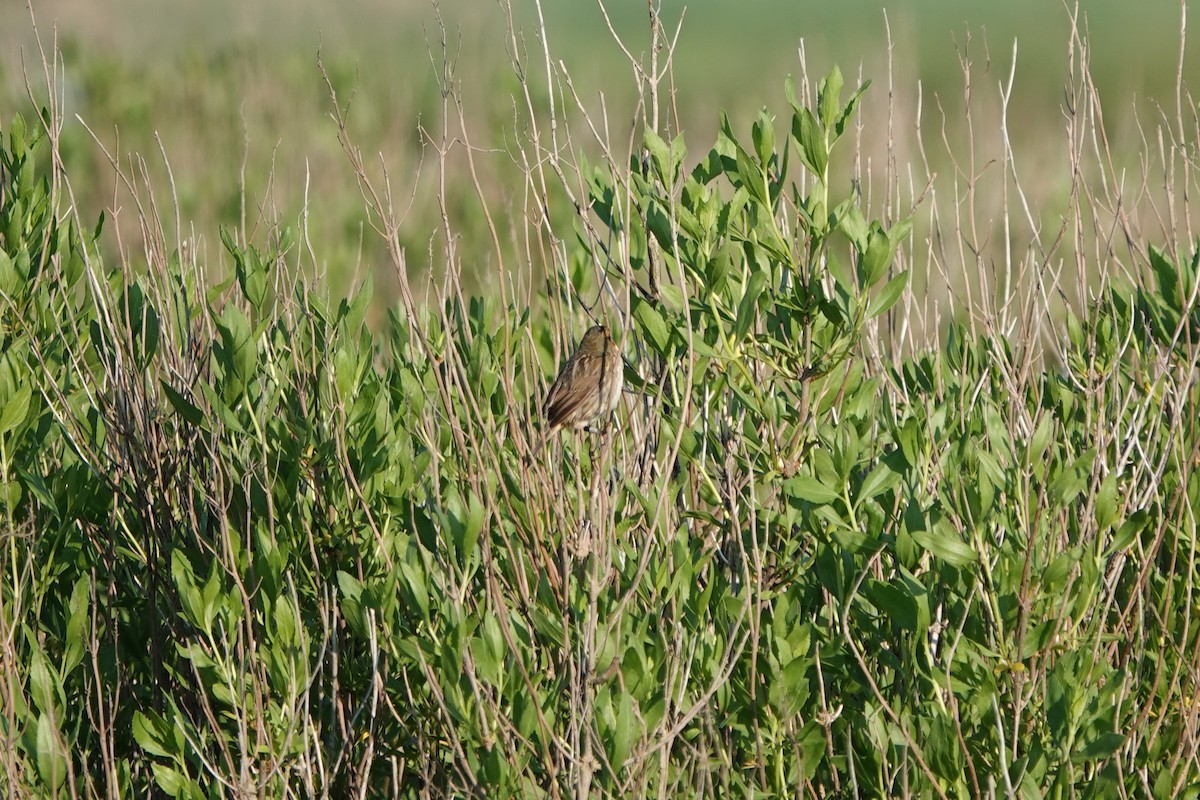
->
xmin=2 ymin=3 xmax=1200 ymax=798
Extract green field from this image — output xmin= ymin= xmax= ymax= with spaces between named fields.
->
xmin=0 ymin=0 xmax=1190 ymax=305
xmin=2 ymin=1 xmax=1200 ymax=797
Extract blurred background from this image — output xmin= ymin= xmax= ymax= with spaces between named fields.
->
xmin=0 ymin=0 xmax=1191 ymax=308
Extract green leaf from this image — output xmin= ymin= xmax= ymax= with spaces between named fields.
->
xmin=400 ymin=560 xmax=430 ymax=621
xmin=858 ymin=224 xmax=895 ymax=288
xmin=719 ymin=187 xmax=750 ymax=237
xmin=137 ymin=300 xmax=160 ymax=367
xmin=0 ymin=250 xmax=17 ymax=296
xmin=867 ymin=270 xmax=909 ymax=319
xmin=836 ymin=202 xmax=869 ymax=252
xmin=217 ymin=303 xmax=255 ymax=383
xmin=1077 ymin=732 xmax=1125 ymax=762
xmin=858 ymin=461 xmax=900 ymax=502
xmin=1042 ymin=549 xmax=1079 ymax=596
xmin=784 ymin=73 xmax=800 ymax=111
xmin=633 ymin=297 xmax=670 ymax=354
xmin=171 ymin=550 xmax=206 ymax=635
xmin=911 ymin=520 xmax=978 ymax=566
xmin=9 ymin=112 xmax=27 ymax=153
xmin=236 ymin=246 xmax=269 ymax=309
xmin=63 ymin=575 xmax=90 ymax=677
xmin=1027 ymin=413 xmax=1056 ymax=468
xmin=671 ymin=132 xmax=688 ymax=176
xmin=273 ymin=599 xmax=298 ymax=649
xmin=644 ymin=129 xmax=671 ymax=180
xmin=480 ymin=745 xmax=505 ymax=786
xmin=470 ymin=633 xmax=502 ymax=686
xmin=866 ymin=580 xmax=918 ymax=632
xmin=219 ymin=225 xmax=237 ymax=257
xmin=784 ymin=475 xmax=840 ymax=504
xmin=161 ymin=381 xmax=205 ymax=427
xmin=1148 ymin=245 xmax=1180 ymax=310
xmin=734 ymin=269 xmax=768 ymax=343
xmin=1048 ymin=449 xmax=1096 ymax=507
xmin=151 ymin=763 xmax=192 ymax=798
xmin=644 ymin=199 xmax=675 ymax=251
xmin=133 ymin=710 xmax=176 ymax=758
xmin=201 ymin=562 xmax=224 ymax=633
xmin=895 ymin=417 xmax=922 ymax=466
xmin=752 ymin=108 xmax=775 ymax=165
xmin=459 ymin=491 xmax=486 ymax=564
xmin=835 ymin=80 xmax=872 ymax=137
xmin=818 ymin=66 xmax=844 ymax=131
xmin=829 ymin=521 xmax=876 ymax=552
xmin=691 ymin=146 xmax=725 ymax=185
xmin=794 ymin=107 xmax=827 ymax=177
xmin=35 ymin=714 xmax=68 ymax=792
xmin=610 ymin=690 xmax=637 ymax=768
xmin=706 ymin=247 xmax=733 ymax=294
xmin=0 ymin=384 xmax=31 ymax=436
xmin=28 ymin=646 xmax=62 ymax=717
xmin=769 ymin=655 xmax=810 ymax=717
xmin=336 ymin=570 xmax=363 ymax=602
xmin=1107 ymin=509 xmax=1149 ymax=555
xmin=795 ymin=720 xmax=827 ymax=782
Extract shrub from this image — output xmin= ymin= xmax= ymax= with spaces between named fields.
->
xmin=2 ymin=11 xmax=1200 ymax=800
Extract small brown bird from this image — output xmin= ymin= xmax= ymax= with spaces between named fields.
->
xmin=538 ymin=324 xmax=623 ymax=449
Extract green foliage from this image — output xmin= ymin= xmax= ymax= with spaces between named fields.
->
xmin=2 ymin=66 xmax=1200 ymax=800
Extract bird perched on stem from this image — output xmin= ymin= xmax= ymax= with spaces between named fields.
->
xmin=537 ymin=324 xmax=623 ymax=451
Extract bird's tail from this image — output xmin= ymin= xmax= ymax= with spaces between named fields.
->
xmin=527 ymin=424 xmax=554 ymax=463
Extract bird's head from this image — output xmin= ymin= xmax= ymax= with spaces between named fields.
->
xmin=579 ymin=324 xmax=613 ymax=354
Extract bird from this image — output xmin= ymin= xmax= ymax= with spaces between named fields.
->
xmin=536 ymin=324 xmax=623 ymax=450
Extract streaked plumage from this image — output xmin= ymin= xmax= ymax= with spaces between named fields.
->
xmin=538 ymin=325 xmax=623 ymax=447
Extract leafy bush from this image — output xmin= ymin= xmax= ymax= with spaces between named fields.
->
xmin=2 ymin=27 xmax=1200 ymax=800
